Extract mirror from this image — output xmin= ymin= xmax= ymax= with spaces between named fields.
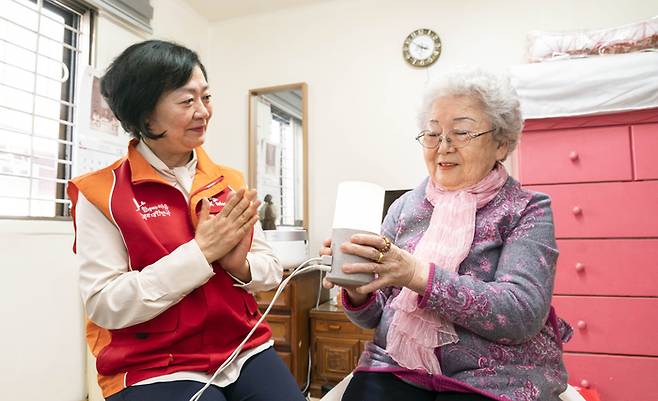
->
xmin=249 ymin=83 xmax=308 ymax=231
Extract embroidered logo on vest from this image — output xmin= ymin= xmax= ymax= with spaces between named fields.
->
xmin=209 ymin=197 xmax=226 ymax=208
xmin=132 ymin=198 xmax=146 ymax=211
xmin=132 ymin=198 xmax=171 ymax=220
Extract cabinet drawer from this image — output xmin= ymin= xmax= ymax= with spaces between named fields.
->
xmin=255 ymin=286 xmax=291 ymax=309
xmin=315 ymin=336 xmax=360 ymax=381
xmin=555 ymin=239 xmax=658 ymax=296
xmin=564 ymin=352 xmax=658 ymax=401
xmin=526 ymin=181 xmax=658 ymax=238
xmin=520 ymin=126 xmax=632 ymax=184
xmin=313 ymin=319 xmax=361 ymax=336
xmin=553 ymin=296 xmax=658 ymax=356
xmin=632 ymin=123 xmax=658 ymax=180
xmin=267 ymin=314 xmax=292 ymax=348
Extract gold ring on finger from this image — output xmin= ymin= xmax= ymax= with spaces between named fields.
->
xmin=379 ymin=236 xmax=392 ymax=253
xmin=376 ymin=251 xmax=384 ymax=264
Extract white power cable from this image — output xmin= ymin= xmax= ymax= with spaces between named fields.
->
xmin=188 ymin=256 xmax=332 ymax=401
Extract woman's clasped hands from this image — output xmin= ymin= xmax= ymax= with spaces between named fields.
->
xmin=195 ymin=188 xmax=261 ymax=280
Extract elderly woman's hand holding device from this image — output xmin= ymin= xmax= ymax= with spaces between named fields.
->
xmin=321 ymin=236 xmax=428 ymax=303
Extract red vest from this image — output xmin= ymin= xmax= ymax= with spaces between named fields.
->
xmin=68 ymin=142 xmax=272 ymax=398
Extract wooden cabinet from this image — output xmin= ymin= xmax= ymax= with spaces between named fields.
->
xmin=309 ymin=301 xmax=374 ymax=398
xmin=519 ymin=109 xmax=658 ymax=401
xmin=315 ymin=337 xmax=360 ymax=381
xmin=254 ymin=270 xmax=328 ymax=388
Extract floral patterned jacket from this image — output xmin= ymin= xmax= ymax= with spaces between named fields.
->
xmin=343 ymin=176 xmax=573 ymax=401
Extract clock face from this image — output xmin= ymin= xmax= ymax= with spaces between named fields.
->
xmin=403 ymin=29 xmax=441 ymax=67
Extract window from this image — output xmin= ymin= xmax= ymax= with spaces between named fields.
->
xmin=250 ymin=84 xmax=307 ymax=230
xmin=0 ymin=0 xmax=91 ymax=218
xmin=269 ymin=105 xmax=303 ymax=226
xmin=254 ymin=97 xmax=304 ymax=228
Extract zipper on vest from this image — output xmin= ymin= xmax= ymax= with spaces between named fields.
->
xmin=189 ymin=175 xmax=225 ymax=200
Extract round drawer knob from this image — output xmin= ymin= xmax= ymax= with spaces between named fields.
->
xmin=577 ymin=320 xmax=587 ymax=330
xmin=569 ymin=151 xmax=579 ymax=161
xmin=580 ymin=379 xmax=590 ymax=388
xmin=572 ymin=206 xmax=583 ymax=216
xmin=575 ymin=262 xmax=585 ymax=272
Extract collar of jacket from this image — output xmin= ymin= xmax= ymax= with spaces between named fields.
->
xmin=126 ymin=139 xmax=230 ymax=227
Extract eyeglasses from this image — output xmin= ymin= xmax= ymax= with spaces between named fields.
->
xmin=415 ymin=128 xmax=496 ymax=149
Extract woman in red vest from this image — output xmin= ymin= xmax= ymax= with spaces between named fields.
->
xmin=68 ymin=40 xmax=306 ymax=401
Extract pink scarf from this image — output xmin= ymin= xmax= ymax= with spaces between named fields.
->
xmin=385 ymin=163 xmax=508 ymax=375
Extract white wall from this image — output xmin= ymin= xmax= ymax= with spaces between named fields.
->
xmin=203 ymin=0 xmax=657 ymax=256
xmin=1 ymin=1 xmax=210 ymax=400
xmin=96 ymin=0 xmax=209 ymax=71
xmin=0 ymin=220 xmax=82 ymax=399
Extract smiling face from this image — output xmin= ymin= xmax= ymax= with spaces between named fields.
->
xmin=143 ymin=66 xmax=212 ymax=167
xmin=423 ymin=95 xmax=508 ymax=190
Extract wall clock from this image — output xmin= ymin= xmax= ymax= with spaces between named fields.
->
xmin=403 ymin=28 xmax=442 ymax=67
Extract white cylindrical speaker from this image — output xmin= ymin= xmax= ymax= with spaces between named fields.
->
xmin=326 ymin=181 xmax=385 ymax=287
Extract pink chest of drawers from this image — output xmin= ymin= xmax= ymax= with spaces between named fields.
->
xmin=519 ymin=109 xmax=658 ymax=401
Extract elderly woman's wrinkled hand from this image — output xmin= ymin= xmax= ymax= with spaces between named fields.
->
xmin=340 ymin=234 xmax=429 ymax=295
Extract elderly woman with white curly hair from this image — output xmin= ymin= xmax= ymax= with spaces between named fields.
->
xmin=321 ymin=68 xmax=573 ymax=401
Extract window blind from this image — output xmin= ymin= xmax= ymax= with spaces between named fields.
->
xmin=88 ymin=0 xmax=153 ymax=33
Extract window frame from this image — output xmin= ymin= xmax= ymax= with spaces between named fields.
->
xmin=0 ymin=0 xmax=93 ymax=220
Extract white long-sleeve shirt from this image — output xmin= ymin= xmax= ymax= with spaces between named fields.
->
xmin=75 ymin=141 xmax=279 ymax=387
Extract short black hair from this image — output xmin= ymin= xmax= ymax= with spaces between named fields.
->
xmin=100 ymin=40 xmax=207 ymax=140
